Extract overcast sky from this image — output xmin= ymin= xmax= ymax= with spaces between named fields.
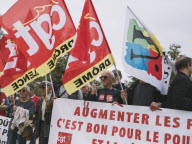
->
xmin=0 ymin=0 xmax=192 ymax=81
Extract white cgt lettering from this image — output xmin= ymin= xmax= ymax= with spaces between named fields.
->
xmin=90 ymin=21 xmax=103 ymax=46
xmin=89 ymin=21 xmax=103 ymax=63
xmin=13 ymin=4 xmax=66 ymax=56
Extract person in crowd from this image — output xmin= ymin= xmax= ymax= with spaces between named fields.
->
xmin=165 ymin=56 xmax=192 ymax=111
xmin=54 ymin=69 xmax=83 ymax=100
xmin=7 ymin=86 xmax=34 ymax=144
xmin=0 ymin=91 xmax=10 ymax=116
xmin=35 ymin=81 xmax=54 ymax=144
xmin=112 ymin=69 xmax=130 ymax=104
xmin=81 ymin=83 xmax=91 ymax=100
xmin=29 ymin=84 xmax=39 ymax=109
xmin=88 ymin=70 xmax=127 ymax=104
xmin=129 ymin=80 xmax=166 ymax=108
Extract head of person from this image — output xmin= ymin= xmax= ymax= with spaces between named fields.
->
xmin=175 ymin=56 xmax=192 ymax=77
xmin=19 ymin=86 xmax=30 ymax=99
xmin=112 ymin=69 xmax=122 ymax=84
xmin=8 ymin=94 xmax=16 ymax=103
xmin=99 ymin=71 xmax=115 ymax=89
xmin=39 ymin=81 xmax=52 ymax=96
xmin=81 ymin=84 xmax=91 ymax=94
xmin=29 ymin=85 xmax=35 ymax=97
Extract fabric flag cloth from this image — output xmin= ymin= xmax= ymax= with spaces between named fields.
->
xmin=122 ymin=6 xmax=172 ymax=95
xmin=0 ymin=39 xmax=38 ymax=96
xmin=0 ymin=0 xmax=76 ymax=76
xmin=0 ymin=35 xmax=12 ymax=75
xmin=63 ymin=0 xmax=115 ymax=95
xmin=0 ymin=0 xmax=76 ymax=95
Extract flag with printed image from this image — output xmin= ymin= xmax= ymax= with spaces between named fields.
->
xmin=63 ymin=0 xmax=115 ymax=95
xmin=122 ymin=6 xmax=172 ymax=94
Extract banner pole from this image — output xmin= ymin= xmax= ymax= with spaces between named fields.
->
xmin=49 ymin=73 xmax=56 ymax=97
xmin=114 ymin=64 xmax=128 ymax=105
xmin=45 ymin=74 xmax=48 ymax=97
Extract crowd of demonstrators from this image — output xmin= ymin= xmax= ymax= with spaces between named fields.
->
xmin=0 ymin=56 xmax=192 ymax=144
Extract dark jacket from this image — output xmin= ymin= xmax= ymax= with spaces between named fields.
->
xmin=35 ymin=97 xmax=53 ymax=138
xmin=166 ymin=72 xmax=192 ymax=111
xmin=128 ymin=80 xmax=166 ymax=106
xmin=88 ymin=88 xmax=123 ymax=104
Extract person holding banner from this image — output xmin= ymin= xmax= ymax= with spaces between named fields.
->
xmin=34 ymin=81 xmax=54 ymax=144
xmin=166 ymin=56 xmax=192 ymax=111
xmin=88 ymin=70 xmax=127 ymax=104
xmin=129 ymin=80 xmax=166 ymax=108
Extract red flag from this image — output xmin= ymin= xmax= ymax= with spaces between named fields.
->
xmin=0 ymin=0 xmax=76 ymax=76
xmin=63 ymin=0 xmax=115 ymax=94
xmin=0 ymin=35 xmax=13 ymax=73
xmin=0 ymin=40 xmax=39 ymax=96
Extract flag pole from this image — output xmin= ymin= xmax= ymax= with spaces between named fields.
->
xmin=45 ymin=74 xmax=48 ymax=97
xmin=49 ymin=73 xmax=56 ymax=97
xmin=114 ymin=64 xmax=128 ymax=105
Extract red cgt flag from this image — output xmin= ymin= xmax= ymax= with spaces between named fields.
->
xmin=63 ymin=0 xmax=115 ymax=95
xmin=0 ymin=0 xmax=76 ymax=76
xmin=0 ymin=35 xmax=13 ymax=74
xmin=0 ymin=39 xmax=39 ymax=96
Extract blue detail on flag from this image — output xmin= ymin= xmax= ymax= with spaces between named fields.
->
xmin=124 ymin=42 xmax=149 ymax=71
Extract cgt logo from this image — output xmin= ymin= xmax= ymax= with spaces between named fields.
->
xmin=57 ymin=132 xmax=72 ymax=144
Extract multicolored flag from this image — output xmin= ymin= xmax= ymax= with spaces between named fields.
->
xmin=122 ymin=6 xmax=172 ymax=94
xmin=63 ymin=0 xmax=115 ymax=95
xmin=0 ymin=0 xmax=76 ymax=76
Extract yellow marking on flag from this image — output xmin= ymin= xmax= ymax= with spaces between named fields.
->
xmin=84 ymin=13 xmax=96 ymax=21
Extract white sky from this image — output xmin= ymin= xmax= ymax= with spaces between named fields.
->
xmin=0 ymin=0 xmax=192 ymax=81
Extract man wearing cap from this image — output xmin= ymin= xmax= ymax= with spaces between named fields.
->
xmin=35 ymin=81 xmax=54 ymax=144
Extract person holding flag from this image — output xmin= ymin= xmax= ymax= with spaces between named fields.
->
xmin=88 ymin=70 xmax=127 ymax=104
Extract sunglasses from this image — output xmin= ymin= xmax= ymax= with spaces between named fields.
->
xmin=19 ymin=89 xmax=26 ymax=93
xmin=99 ymin=76 xmax=110 ymax=80
xmin=40 ymin=86 xmax=45 ymax=89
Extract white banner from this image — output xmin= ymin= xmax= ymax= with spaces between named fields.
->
xmin=0 ymin=115 xmax=10 ymax=144
xmin=49 ymin=99 xmax=192 ymax=144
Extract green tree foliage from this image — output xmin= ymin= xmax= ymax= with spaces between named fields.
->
xmin=167 ymin=44 xmax=181 ymax=61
